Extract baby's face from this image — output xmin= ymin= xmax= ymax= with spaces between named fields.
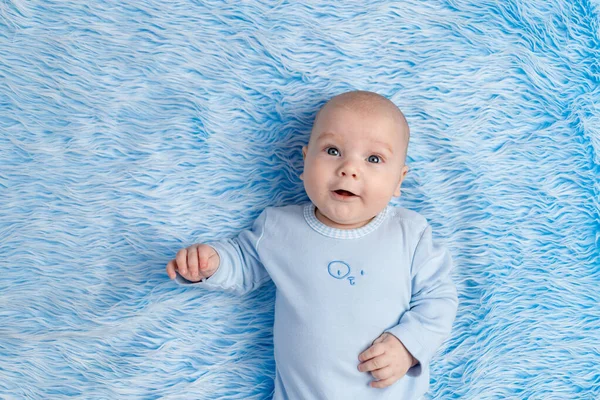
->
xmin=301 ymin=103 xmax=409 ymax=229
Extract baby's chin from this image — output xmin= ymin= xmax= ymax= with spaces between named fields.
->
xmin=317 ymin=209 xmax=375 ymax=230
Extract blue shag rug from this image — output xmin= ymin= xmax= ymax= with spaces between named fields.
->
xmin=1 ymin=1 xmax=599 ymax=398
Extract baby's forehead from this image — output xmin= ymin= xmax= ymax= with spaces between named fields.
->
xmin=313 ymin=101 xmax=409 ymax=143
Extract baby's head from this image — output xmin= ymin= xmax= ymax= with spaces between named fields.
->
xmin=301 ymin=90 xmax=410 ymax=229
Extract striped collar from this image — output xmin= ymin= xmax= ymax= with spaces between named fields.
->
xmin=303 ymin=203 xmax=388 ymax=239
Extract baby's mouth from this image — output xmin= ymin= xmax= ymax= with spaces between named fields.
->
xmin=333 ymin=189 xmax=357 ymax=197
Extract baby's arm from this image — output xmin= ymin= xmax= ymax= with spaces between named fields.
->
xmin=386 ymin=223 xmax=458 ymax=369
xmin=358 ymin=223 xmax=458 ymax=388
xmin=166 ymin=209 xmax=271 ymax=295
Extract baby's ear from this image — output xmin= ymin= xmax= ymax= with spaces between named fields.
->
xmin=300 ymin=146 xmax=308 ymax=180
xmin=393 ymin=165 xmax=409 ymax=197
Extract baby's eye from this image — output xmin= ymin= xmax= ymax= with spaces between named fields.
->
xmin=326 ymin=147 xmax=340 ymax=156
xmin=367 ymin=155 xmax=381 ymax=163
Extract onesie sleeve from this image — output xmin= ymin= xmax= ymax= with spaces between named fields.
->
xmin=174 ymin=209 xmax=271 ymax=295
xmin=386 ymin=224 xmax=458 ymax=370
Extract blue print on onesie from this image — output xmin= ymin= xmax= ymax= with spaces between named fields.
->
xmin=327 ymin=261 xmax=365 ymax=286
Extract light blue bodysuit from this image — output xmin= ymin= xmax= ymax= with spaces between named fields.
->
xmin=176 ymin=203 xmax=458 ymax=400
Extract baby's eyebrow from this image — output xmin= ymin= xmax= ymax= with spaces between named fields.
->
xmin=370 ymin=140 xmax=394 ymax=155
xmin=315 ymin=132 xmax=338 ymax=142
xmin=315 ymin=132 xmax=394 ymax=155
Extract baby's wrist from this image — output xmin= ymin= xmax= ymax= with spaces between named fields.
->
xmin=411 ymin=355 xmax=418 ymax=367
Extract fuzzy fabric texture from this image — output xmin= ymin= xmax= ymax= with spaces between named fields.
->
xmin=1 ymin=0 xmax=599 ymax=399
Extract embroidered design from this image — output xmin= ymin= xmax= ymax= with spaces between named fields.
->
xmin=328 ymin=261 xmax=350 ymax=279
xmin=327 ymin=261 xmax=365 ymax=286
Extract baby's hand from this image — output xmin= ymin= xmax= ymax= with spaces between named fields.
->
xmin=357 ymin=332 xmax=418 ymax=389
xmin=166 ymin=244 xmax=220 ymax=283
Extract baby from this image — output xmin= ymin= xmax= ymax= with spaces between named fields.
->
xmin=167 ymin=90 xmax=458 ymax=399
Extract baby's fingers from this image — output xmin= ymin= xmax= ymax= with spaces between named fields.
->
xmin=358 ymin=354 xmax=389 ymax=373
xmin=370 ymin=366 xmax=393 ymax=381
xmin=359 ymin=342 xmax=385 ymax=363
xmin=175 ymin=248 xmax=189 ymax=276
xmin=166 ymin=259 xmax=177 ymax=280
xmin=370 ymin=376 xmax=397 ymax=389
xmin=196 ymin=245 xmax=217 ymax=276
xmin=186 ymin=245 xmax=200 ymax=280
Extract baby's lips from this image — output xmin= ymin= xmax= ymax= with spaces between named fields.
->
xmin=333 ymin=188 xmax=357 ymax=196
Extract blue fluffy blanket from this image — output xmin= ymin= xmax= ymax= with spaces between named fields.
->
xmin=1 ymin=1 xmax=599 ymax=398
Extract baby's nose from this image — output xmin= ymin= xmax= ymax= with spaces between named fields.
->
xmin=339 ymin=162 xmax=359 ymax=178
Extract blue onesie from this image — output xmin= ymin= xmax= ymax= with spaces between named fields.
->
xmin=176 ymin=203 xmax=458 ymax=400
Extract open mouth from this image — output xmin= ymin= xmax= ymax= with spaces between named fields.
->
xmin=333 ymin=189 xmax=357 ymax=197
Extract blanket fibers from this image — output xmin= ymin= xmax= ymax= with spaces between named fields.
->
xmin=1 ymin=0 xmax=599 ymax=398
